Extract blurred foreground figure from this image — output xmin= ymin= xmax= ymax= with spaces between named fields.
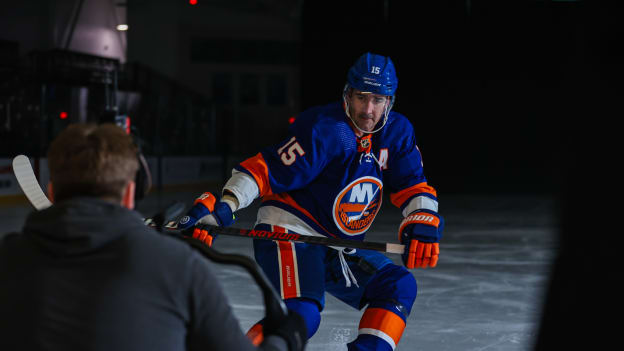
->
xmin=0 ymin=124 xmax=306 ymax=351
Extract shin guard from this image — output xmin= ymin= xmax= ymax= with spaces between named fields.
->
xmin=348 ymin=307 xmax=406 ymax=351
xmin=285 ymin=298 xmax=321 ymax=339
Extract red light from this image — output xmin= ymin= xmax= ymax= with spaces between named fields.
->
xmin=59 ymin=112 xmax=68 ymax=119
xmin=189 ymin=0 xmax=197 ymax=5
xmin=288 ymin=116 xmax=296 ymax=124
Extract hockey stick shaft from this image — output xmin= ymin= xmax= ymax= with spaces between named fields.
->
xmin=12 ymin=155 xmax=405 ymax=255
xmin=158 ymin=221 xmax=405 ymax=254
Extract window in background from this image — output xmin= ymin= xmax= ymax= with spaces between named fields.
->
xmin=266 ymin=74 xmax=286 ymax=106
xmin=212 ymin=73 xmax=232 ymax=104
xmin=240 ymin=74 xmax=260 ymax=105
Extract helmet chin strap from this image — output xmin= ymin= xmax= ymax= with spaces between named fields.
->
xmin=342 ymin=84 xmax=394 ymax=135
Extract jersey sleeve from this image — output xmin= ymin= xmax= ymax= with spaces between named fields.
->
xmin=234 ymin=114 xmax=335 ymax=198
xmin=385 ymin=120 xmax=439 ymax=217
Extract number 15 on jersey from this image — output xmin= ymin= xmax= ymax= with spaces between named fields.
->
xmin=277 ymin=136 xmax=306 ymax=166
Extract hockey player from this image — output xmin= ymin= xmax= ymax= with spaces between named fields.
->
xmin=179 ymin=52 xmax=443 ymax=350
xmin=0 ymin=124 xmax=307 ymax=351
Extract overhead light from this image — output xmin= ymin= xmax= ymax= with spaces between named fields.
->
xmin=116 ymin=24 xmax=129 ymax=31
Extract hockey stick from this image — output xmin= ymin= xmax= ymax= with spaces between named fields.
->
xmin=152 ymin=221 xmax=405 ymax=254
xmin=12 ymin=155 xmax=52 ymax=210
xmin=12 ymin=154 xmax=405 ymax=255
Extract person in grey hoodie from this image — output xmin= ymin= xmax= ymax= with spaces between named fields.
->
xmin=0 ymin=123 xmax=306 ymax=351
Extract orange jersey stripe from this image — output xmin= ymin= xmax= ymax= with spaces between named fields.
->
xmin=390 ymin=182 xmax=437 ymax=208
xmin=359 ymin=307 xmax=406 ymax=346
xmin=276 ymin=226 xmax=299 ymax=299
xmin=239 ymin=153 xmax=273 ymax=197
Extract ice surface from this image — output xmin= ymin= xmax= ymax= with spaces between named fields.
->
xmin=1 ymin=188 xmax=558 ymax=351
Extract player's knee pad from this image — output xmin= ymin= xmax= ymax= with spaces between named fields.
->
xmin=351 ymin=265 xmax=417 ymax=351
xmin=285 ymin=297 xmax=321 ymax=339
xmin=364 ymin=264 xmax=417 ymax=319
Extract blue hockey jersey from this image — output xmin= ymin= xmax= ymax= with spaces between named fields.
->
xmin=233 ymin=102 xmax=438 ymax=241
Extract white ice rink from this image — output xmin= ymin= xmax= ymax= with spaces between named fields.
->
xmin=1 ymin=187 xmax=558 ymax=351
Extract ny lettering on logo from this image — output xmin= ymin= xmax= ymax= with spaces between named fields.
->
xmin=349 ymin=183 xmax=375 ymax=203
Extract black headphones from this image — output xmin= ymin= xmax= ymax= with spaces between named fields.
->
xmin=101 ymin=112 xmax=152 ymax=202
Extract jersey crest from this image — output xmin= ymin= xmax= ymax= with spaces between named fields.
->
xmin=332 ymin=176 xmax=383 ymax=236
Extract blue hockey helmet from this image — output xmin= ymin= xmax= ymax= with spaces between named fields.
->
xmin=346 ymin=52 xmax=398 ymax=96
xmin=343 ymin=53 xmax=398 ymax=134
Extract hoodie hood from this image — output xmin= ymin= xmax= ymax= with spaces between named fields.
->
xmin=22 ymin=197 xmax=146 ymax=256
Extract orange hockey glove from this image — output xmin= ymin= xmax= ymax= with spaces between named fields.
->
xmin=398 ymin=210 xmax=444 ymax=269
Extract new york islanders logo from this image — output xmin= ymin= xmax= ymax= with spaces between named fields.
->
xmin=332 ymin=176 xmax=383 ymax=236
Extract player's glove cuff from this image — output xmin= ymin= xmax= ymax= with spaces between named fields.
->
xmin=211 ymin=201 xmax=236 ymax=227
xmin=398 ymin=209 xmax=444 ymax=243
xmin=178 ymin=192 xmax=236 ymax=230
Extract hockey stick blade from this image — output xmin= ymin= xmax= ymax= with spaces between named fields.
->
xmin=152 ymin=221 xmax=405 ymax=254
xmin=12 ymin=155 xmax=52 ymax=210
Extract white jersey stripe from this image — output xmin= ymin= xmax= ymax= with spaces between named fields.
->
xmin=401 ymin=195 xmax=439 ymax=217
xmin=276 ymin=235 xmax=285 ymax=299
xmin=257 ymin=206 xmax=322 ymax=237
xmin=291 ymin=240 xmax=300 ymax=297
xmin=257 ymin=206 xmax=347 ymax=252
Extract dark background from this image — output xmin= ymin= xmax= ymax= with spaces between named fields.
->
xmin=2 ymin=2 xmax=623 ymax=347
xmin=301 ymin=0 xmax=622 ymax=196
xmin=2 ymin=1 xmax=621 ymax=195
